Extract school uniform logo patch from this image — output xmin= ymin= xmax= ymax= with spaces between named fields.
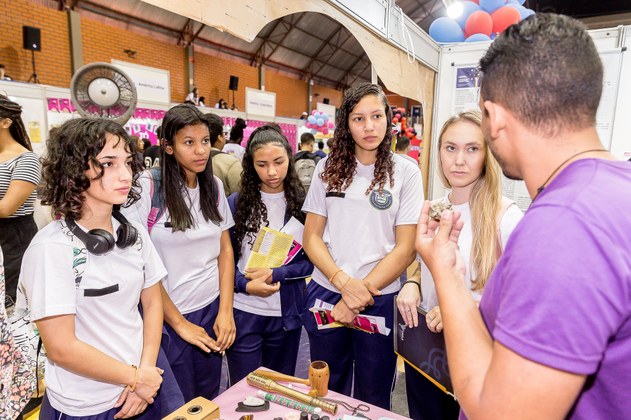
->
xmin=370 ymin=190 xmax=393 ymax=210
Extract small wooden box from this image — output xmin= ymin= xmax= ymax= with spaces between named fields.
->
xmin=162 ymin=397 xmax=220 ymax=420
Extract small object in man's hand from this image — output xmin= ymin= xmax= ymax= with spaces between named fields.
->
xmin=429 ymin=202 xmax=453 ymax=221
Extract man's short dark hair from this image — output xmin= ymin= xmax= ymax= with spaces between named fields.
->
xmin=300 ymin=132 xmax=315 ymax=146
xmin=318 ymin=141 xmax=324 ymax=150
xmin=204 ymin=113 xmax=224 ymax=146
xmin=395 ymin=136 xmax=410 ymax=151
xmin=479 ymin=13 xmax=603 ymax=136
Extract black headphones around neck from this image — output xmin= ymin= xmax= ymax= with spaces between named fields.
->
xmin=66 ymin=211 xmax=138 ymax=255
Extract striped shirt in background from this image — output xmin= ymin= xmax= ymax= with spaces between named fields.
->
xmin=0 ymin=152 xmax=41 ymax=218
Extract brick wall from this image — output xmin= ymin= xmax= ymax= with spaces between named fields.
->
xmin=312 ymin=84 xmax=343 ymax=111
xmin=265 ymin=72 xmax=308 ymax=118
xmin=80 ymin=19 xmax=187 ymax=104
xmin=194 ymin=51 xmax=259 ymax=111
xmin=0 ymin=0 xmax=71 ymax=86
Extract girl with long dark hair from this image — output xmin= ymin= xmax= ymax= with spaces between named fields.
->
xmin=123 ymin=104 xmax=236 ymax=401
xmin=226 ymin=125 xmax=312 ymax=383
xmin=301 ymin=83 xmax=424 ymax=409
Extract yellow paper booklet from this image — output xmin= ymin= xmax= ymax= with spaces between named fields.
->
xmin=245 ymin=226 xmax=294 ymax=269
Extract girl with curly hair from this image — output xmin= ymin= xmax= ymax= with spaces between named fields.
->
xmin=301 ymin=83 xmax=424 ymax=409
xmin=122 ymin=104 xmax=236 ymax=401
xmin=18 ymin=118 xmax=165 ymax=419
xmin=226 ymin=125 xmax=313 ymax=383
xmin=0 ymin=94 xmax=40 ymax=308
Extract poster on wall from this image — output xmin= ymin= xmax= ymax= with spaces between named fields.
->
xmin=245 ymin=88 xmax=276 ymax=118
xmin=596 ymin=50 xmax=623 ymax=150
xmin=112 ymin=60 xmax=171 ymax=105
xmin=451 ymin=65 xmax=531 ymax=211
xmin=452 ymin=65 xmax=481 ymax=114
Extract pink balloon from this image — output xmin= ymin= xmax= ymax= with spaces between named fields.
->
xmin=491 ymin=6 xmax=521 ymax=34
xmin=395 ymin=113 xmax=402 ymax=119
xmin=327 ymin=121 xmax=334 ymax=128
xmin=322 ymin=128 xmax=329 ymax=135
xmin=311 ymin=110 xmax=318 ymax=115
xmin=465 ymin=10 xmax=493 ymax=37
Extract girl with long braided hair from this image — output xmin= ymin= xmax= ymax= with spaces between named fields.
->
xmin=226 ymin=125 xmax=313 ymax=384
xmin=0 ymin=94 xmax=41 ymax=308
xmin=301 ymin=83 xmax=424 ymax=409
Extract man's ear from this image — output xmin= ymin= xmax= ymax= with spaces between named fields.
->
xmin=483 ymin=100 xmax=508 ymax=140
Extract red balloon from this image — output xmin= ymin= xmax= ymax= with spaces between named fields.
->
xmin=465 ymin=10 xmax=493 ymax=37
xmin=406 ymin=132 xmax=414 ymax=138
xmin=392 ymin=117 xmax=399 ymax=124
xmin=491 ymin=6 xmax=521 ymax=34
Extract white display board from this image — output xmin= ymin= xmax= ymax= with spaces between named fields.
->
xmin=429 ymin=26 xmax=631 ymax=210
xmin=245 ymin=87 xmax=276 ymax=118
xmin=111 ymin=60 xmax=171 ymax=105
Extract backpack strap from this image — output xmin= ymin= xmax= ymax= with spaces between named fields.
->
xmin=211 ymin=149 xmax=225 ymax=158
xmin=146 ymin=168 xmax=166 ymax=233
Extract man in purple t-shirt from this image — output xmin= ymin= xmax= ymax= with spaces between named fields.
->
xmin=416 ymin=14 xmax=631 ymax=419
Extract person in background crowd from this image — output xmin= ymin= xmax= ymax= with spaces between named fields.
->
xmin=397 ymin=110 xmax=523 ymax=420
xmin=315 ymin=141 xmax=326 ymax=159
xmin=184 ymin=88 xmax=199 ymax=106
xmin=19 ymin=118 xmax=165 ymax=419
xmin=226 ymin=125 xmax=312 ymax=384
xmin=198 ymin=96 xmax=206 ymax=107
xmin=394 ymin=136 xmax=418 ymax=166
xmin=0 ymin=94 xmax=41 ymax=309
xmin=301 ymin=83 xmax=424 ymax=410
xmin=224 ymin=117 xmax=247 ymax=162
xmin=0 ymin=64 xmax=13 ymax=81
xmin=123 ymin=104 xmax=236 ymax=401
xmin=295 ymin=133 xmax=321 ymax=164
xmin=215 ymin=99 xmax=228 ymax=110
xmin=416 ymin=14 xmax=631 ymax=418
xmin=205 ymin=112 xmax=242 ymax=196
xmin=143 ymin=128 xmax=161 ymax=169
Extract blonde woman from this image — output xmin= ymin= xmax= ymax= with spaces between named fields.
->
xmin=396 ymin=110 xmax=523 ymax=419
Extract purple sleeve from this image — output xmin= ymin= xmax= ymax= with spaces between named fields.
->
xmin=487 ymin=206 xmax=627 ymax=375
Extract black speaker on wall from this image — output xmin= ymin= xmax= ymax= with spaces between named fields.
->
xmin=229 ymin=75 xmax=239 ymax=91
xmin=323 ymin=98 xmax=330 ymax=105
xmin=23 ymin=26 xmax=41 ymax=51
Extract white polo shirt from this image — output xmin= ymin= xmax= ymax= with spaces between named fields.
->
xmin=123 ymin=174 xmax=234 ymax=314
xmin=303 ymin=153 xmax=424 ymax=295
xmin=233 ymin=191 xmax=285 ymax=316
xmin=18 ymin=218 xmax=166 ymax=416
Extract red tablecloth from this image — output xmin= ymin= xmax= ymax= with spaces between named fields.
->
xmin=213 ymin=369 xmax=410 ymax=419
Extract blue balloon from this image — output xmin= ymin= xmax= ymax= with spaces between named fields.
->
xmin=480 ymin=0 xmax=505 ymax=14
xmin=310 ymin=128 xmax=318 ymax=135
xmin=465 ymin=33 xmax=491 ymax=42
xmin=316 ymin=118 xmax=325 ymax=127
xmin=429 ymin=17 xmax=465 ymax=43
xmin=307 ymin=115 xmax=316 ymax=124
xmin=522 ymin=8 xmax=535 ymax=17
xmin=455 ymin=1 xmax=481 ymax=28
xmin=322 ymin=114 xmax=329 ymax=122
